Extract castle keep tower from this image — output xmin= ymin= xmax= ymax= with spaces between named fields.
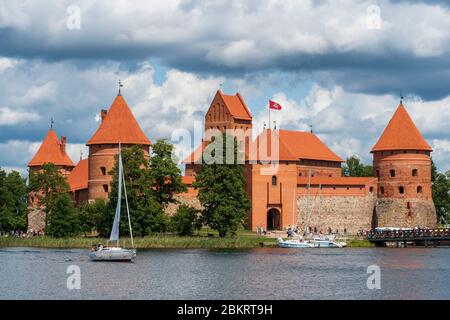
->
xmin=372 ymin=103 xmax=436 ymax=227
xmin=86 ymin=93 xmax=151 ymax=201
xmin=184 ymin=90 xmax=253 ymax=176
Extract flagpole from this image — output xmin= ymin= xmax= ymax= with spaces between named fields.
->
xmin=268 ymin=101 xmax=271 ymax=130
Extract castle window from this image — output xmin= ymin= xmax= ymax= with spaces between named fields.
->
xmin=369 ymin=187 xmax=374 ymax=192
xmin=100 ymin=166 xmax=106 ymax=176
xmin=407 ymin=202 xmax=411 ymax=209
xmin=380 ymin=186 xmax=384 ymax=194
xmin=417 ymin=186 xmax=423 ymax=194
xmin=103 ymin=184 xmax=109 ymax=193
xmin=299 ymin=173 xmax=302 ymax=176
xmin=272 ymin=175 xmax=277 ymax=186
xmin=376 ymin=170 xmax=380 ymax=178
xmin=329 ymin=174 xmax=332 ymax=177
xmin=390 ymin=169 xmax=396 ymax=177
xmin=399 ymin=186 xmax=404 ymax=194
xmin=412 ymin=169 xmax=418 ymax=177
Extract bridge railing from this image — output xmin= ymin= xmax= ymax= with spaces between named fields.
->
xmin=367 ymin=228 xmax=450 ymax=241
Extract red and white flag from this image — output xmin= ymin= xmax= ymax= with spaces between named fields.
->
xmin=269 ymin=100 xmax=282 ymax=110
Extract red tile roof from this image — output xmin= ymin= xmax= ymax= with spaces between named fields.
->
xmin=297 ymin=176 xmax=376 ymax=186
xmin=218 ymin=91 xmax=252 ymax=121
xmin=182 ymin=175 xmax=196 ymax=185
xmin=248 ymin=129 xmax=343 ymax=162
xmin=67 ymin=159 xmax=88 ymax=191
xmin=371 ymin=103 xmax=432 ymax=152
xmin=28 ymin=128 xmax=75 ymax=167
xmin=87 ymin=94 xmax=151 ymax=146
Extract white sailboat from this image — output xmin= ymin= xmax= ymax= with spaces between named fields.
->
xmin=89 ymin=145 xmax=136 ymax=262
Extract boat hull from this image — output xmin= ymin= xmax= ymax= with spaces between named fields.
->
xmin=277 ymin=237 xmax=347 ymax=248
xmin=89 ymin=248 xmax=136 ymax=262
xmin=277 ymin=238 xmax=314 ymax=248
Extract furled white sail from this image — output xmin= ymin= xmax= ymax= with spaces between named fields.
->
xmin=109 ymin=151 xmax=123 ymax=242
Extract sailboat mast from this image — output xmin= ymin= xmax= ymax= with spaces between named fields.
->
xmin=305 ymin=168 xmax=312 ymax=235
xmin=317 ymin=183 xmax=322 ymax=233
xmin=122 ymin=167 xmax=134 ymax=248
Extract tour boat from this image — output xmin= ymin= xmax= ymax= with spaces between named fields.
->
xmin=277 ymin=238 xmax=314 ymax=248
xmin=89 ymin=144 xmax=136 ymax=262
xmin=277 ymin=237 xmax=347 ymax=248
xmin=312 ymin=238 xmax=347 ymax=248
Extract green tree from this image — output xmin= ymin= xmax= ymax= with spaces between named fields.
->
xmin=432 ymin=170 xmax=450 ymax=225
xmin=150 ymin=139 xmax=187 ymax=207
xmin=0 ymin=168 xmax=28 ymax=231
xmin=107 ymin=145 xmax=167 ymax=237
xmin=431 ymin=158 xmax=438 ymax=182
xmin=194 ymin=134 xmax=250 ymax=237
xmin=170 ymin=205 xmax=202 ymax=236
xmin=28 ymin=163 xmax=70 ymax=214
xmin=78 ymin=200 xmax=108 ymax=237
xmin=46 ymin=193 xmax=79 ymax=238
xmin=342 ymin=155 xmax=373 ymax=177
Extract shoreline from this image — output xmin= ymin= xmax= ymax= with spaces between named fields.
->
xmin=0 ymin=236 xmax=374 ymax=249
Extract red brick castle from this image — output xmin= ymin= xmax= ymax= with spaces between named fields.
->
xmin=27 ymin=90 xmax=436 ymax=233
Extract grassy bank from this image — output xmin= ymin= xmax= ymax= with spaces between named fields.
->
xmin=0 ymin=235 xmax=374 ymax=249
xmin=0 ymin=234 xmax=276 ymax=249
xmin=346 ymin=238 xmax=375 ymax=248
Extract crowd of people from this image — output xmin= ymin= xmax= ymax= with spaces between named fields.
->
xmin=0 ymin=229 xmax=44 ymax=238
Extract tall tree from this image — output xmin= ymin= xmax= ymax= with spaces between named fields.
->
xmin=432 ymin=170 xmax=450 ymax=225
xmin=170 ymin=205 xmax=202 ymax=236
xmin=46 ymin=193 xmax=79 ymax=238
xmin=342 ymin=155 xmax=373 ymax=177
xmin=194 ymin=134 xmax=250 ymax=237
xmin=28 ymin=163 xmax=70 ymax=214
xmin=0 ymin=168 xmax=28 ymax=231
xmin=107 ymin=145 xmax=167 ymax=237
xmin=78 ymin=199 xmax=108 ymax=237
xmin=150 ymin=139 xmax=187 ymax=207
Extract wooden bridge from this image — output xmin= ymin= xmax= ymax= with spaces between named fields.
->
xmin=367 ymin=228 xmax=450 ymax=247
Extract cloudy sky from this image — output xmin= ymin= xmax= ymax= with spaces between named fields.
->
xmin=1 ymin=0 xmax=450 ymax=174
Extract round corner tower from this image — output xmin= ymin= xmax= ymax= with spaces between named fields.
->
xmin=86 ymin=93 xmax=151 ymax=201
xmin=372 ymin=102 xmax=436 ymax=228
xmin=27 ymin=127 xmax=75 ymax=231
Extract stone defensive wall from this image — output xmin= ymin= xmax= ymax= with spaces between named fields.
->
xmin=296 ymin=192 xmax=377 ymax=235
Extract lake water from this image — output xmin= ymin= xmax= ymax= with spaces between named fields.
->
xmin=0 ymin=247 xmax=449 ymax=299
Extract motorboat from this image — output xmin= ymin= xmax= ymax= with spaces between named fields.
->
xmin=277 ymin=236 xmax=347 ymax=248
xmin=312 ymin=238 xmax=347 ymax=248
xmin=277 ymin=237 xmax=314 ymax=248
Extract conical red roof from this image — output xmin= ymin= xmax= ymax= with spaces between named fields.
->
xmin=371 ymin=103 xmax=432 ymax=152
xmin=28 ymin=128 xmax=75 ymax=167
xmin=86 ymin=94 xmax=151 ymax=146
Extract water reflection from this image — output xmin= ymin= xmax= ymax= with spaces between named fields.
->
xmin=0 ymin=247 xmax=449 ymax=299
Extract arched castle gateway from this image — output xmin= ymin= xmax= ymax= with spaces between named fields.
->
xmin=27 ymin=89 xmax=436 ymax=234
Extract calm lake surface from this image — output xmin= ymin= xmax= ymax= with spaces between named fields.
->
xmin=0 ymin=247 xmax=449 ymax=299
